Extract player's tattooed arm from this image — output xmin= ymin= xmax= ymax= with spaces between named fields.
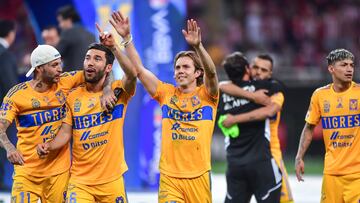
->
xmin=295 ymin=122 xmax=315 ymax=182
xmin=0 ymin=119 xmax=24 ymax=165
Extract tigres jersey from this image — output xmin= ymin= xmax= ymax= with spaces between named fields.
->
xmin=306 ymin=82 xmax=360 ymax=175
xmin=63 ymin=80 xmax=132 ymax=185
xmin=269 ymin=92 xmax=285 ymax=160
xmin=153 ymin=81 xmax=219 ymax=178
xmin=0 ymin=71 xmax=84 ymax=177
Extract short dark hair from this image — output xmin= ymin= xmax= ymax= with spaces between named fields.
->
xmin=222 ymin=52 xmax=249 ymax=83
xmin=326 ymin=49 xmax=354 ymax=65
xmin=174 ymin=51 xmax=204 ymax=86
xmin=0 ymin=19 xmax=15 ymax=38
xmin=256 ymin=54 xmax=274 ymax=69
xmin=87 ymin=43 xmax=115 ymax=65
xmin=43 ymin=25 xmax=60 ymax=35
xmin=56 ymin=5 xmax=81 ymax=23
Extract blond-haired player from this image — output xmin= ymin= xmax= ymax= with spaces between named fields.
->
xmin=108 ymin=11 xmax=219 ymax=202
xmin=296 ymin=49 xmax=360 ymax=202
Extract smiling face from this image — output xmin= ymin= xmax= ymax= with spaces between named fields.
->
xmin=174 ymin=56 xmax=201 ymax=88
xmin=329 ymin=58 xmax=355 ymax=83
xmin=83 ymin=49 xmax=111 ymax=84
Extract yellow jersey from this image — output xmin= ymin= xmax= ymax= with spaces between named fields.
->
xmin=0 ymin=71 xmax=84 ymax=177
xmin=153 ymin=82 xmax=219 ymax=178
xmin=269 ymin=92 xmax=285 ymax=160
xmin=305 ymin=82 xmax=360 ymax=175
xmin=63 ymin=80 xmax=132 ymax=185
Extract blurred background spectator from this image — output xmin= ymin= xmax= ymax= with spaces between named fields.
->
xmin=56 ymin=5 xmax=95 ymax=71
xmin=0 ymin=19 xmax=18 ymax=100
xmin=41 ymin=25 xmax=60 ymax=47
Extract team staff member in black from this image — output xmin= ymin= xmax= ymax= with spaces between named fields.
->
xmin=218 ymin=52 xmax=282 ymax=203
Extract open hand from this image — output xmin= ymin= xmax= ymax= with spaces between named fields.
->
xmin=109 ymin=11 xmax=131 ymax=38
xmin=182 ymin=19 xmax=201 ymax=47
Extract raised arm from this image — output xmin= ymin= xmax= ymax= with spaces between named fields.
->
xmin=183 ymin=19 xmax=218 ymax=96
xmin=37 ymin=122 xmax=72 ymax=157
xmin=220 ymin=81 xmax=270 ymax=105
xmin=96 ymin=23 xmax=137 ymax=96
xmin=0 ymin=119 xmax=24 ymax=165
xmin=110 ymin=11 xmax=160 ymax=97
xmin=295 ymin=122 xmax=315 ymax=182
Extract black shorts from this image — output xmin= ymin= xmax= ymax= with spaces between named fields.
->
xmin=225 ymin=158 xmax=282 ymax=203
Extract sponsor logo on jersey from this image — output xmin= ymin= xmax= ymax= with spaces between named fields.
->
xmin=170 ymin=95 xmax=178 ymax=105
xmin=180 ymin=99 xmax=187 ymax=108
xmin=323 ymin=100 xmax=330 ymax=113
xmin=172 ymin=132 xmax=195 ymax=141
xmin=336 ymin=97 xmax=343 ymax=108
xmin=82 ymin=139 xmax=108 ymax=150
xmin=350 ymin=99 xmax=358 ymax=111
xmin=171 ymin=122 xmax=198 ymax=132
xmin=329 ymin=131 xmax=354 ymax=149
xmin=79 ymin=131 xmax=108 ymax=141
xmin=87 ymin=97 xmax=96 ymax=109
xmin=191 ymin=95 xmax=200 ymax=107
xmin=55 ymin=90 xmax=66 ymax=104
xmin=31 ymin=98 xmax=40 ymax=108
xmin=74 ymin=99 xmax=81 ymax=112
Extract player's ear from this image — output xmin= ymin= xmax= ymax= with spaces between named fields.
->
xmin=328 ymin=65 xmax=334 ymax=74
xmin=105 ymin=64 xmax=113 ymax=73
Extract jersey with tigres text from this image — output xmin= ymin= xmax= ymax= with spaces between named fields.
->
xmin=306 ymin=82 xmax=360 ymax=175
xmin=153 ymin=82 xmax=219 ymax=178
xmin=0 ymin=71 xmax=84 ymax=177
xmin=63 ymin=80 xmax=132 ymax=185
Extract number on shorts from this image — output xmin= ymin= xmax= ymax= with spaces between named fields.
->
xmin=115 ymin=196 xmax=124 ymax=203
xmin=69 ymin=192 xmax=77 ymax=203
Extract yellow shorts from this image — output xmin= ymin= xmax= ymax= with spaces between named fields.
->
xmin=66 ymin=176 xmax=127 ymax=203
xmin=272 ymin=153 xmax=294 ymax=203
xmin=11 ymin=170 xmax=69 ymax=203
xmin=321 ymin=173 xmax=360 ymax=203
xmin=158 ymin=171 xmax=212 ymax=203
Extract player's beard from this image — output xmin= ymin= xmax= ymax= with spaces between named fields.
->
xmin=43 ymin=72 xmax=59 ymax=84
xmin=85 ymin=67 xmax=106 ymax=84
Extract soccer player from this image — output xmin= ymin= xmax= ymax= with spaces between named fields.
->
xmin=0 ymin=45 xmax=83 ymax=203
xmin=218 ymin=52 xmax=282 ymax=203
xmin=220 ymin=54 xmax=293 ymax=203
xmin=37 ymin=25 xmax=136 ymax=202
xmin=109 ymin=11 xmax=219 ymax=202
xmin=295 ymin=49 xmax=360 ymax=202
xmin=0 ymin=44 xmax=115 ymax=202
